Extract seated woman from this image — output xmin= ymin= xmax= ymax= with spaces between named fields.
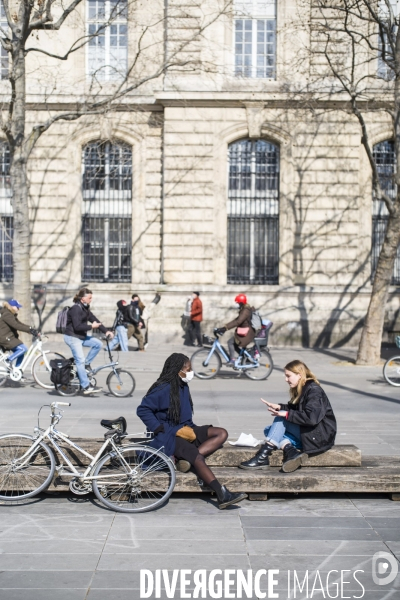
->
xmin=137 ymin=353 xmax=247 ymax=509
xmin=240 ymin=360 xmax=337 ymax=473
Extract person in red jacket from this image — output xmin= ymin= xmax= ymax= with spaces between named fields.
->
xmin=189 ymin=292 xmax=203 ymax=347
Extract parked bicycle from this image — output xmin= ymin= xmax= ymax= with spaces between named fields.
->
xmin=55 ymin=337 xmax=135 ymax=397
xmin=0 ymin=334 xmax=64 ymax=389
xmin=0 ymin=402 xmax=175 ymax=512
xmin=191 ymin=328 xmax=274 ymax=380
xmin=383 ymin=335 xmax=400 ymax=386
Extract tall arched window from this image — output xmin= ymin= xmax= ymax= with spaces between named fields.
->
xmin=0 ymin=141 xmax=12 ymax=281
xmin=372 ymin=140 xmax=400 ymax=284
xmin=82 ymin=140 xmax=132 ymax=282
xmin=227 ymin=139 xmax=279 ymax=284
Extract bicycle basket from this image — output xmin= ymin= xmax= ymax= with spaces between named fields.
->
xmin=50 ymin=358 xmax=74 ymax=386
xmin=396 ymin=335 xmax=400 ymax=349
xmin=202 ymin=334 xmax=214 ymax=346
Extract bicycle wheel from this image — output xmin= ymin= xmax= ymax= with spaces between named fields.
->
xmin=0 ymin=434 xmax=55 ymax=501
xmin=32 ymin=352 xmax=65 ymax=389
xmin=92 ymin=445 xmax=176 ymax=513
xmin=244 ymin=349 xmax=274 ymax=380
xmin=106 ymin=369 xmax=135 ymax=397
xmin=191 ymin=348 xmax=221 ymax=379
xmin=383 ymin=356 xmax=400 ymax=386
xmin=0 ymin=363 xmax=9 ymax=387
xmin=57 ymin=368 xmax=80 ymax=396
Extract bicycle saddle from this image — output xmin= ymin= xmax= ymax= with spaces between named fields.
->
xmin=100 ymin=416 xmax=127 ymax=434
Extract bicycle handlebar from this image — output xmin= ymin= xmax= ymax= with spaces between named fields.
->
xmin=51 ymin=402 xmax=71 ymax=409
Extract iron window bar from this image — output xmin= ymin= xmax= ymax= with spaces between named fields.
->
xmin=372 ymin=139 xmax=400 ymax=285
xmin=82 ymin=140 xmax=132 ymax=282
xmin=0 ymin=142 xmax=12 ymax=282
xmin=227 ymin=139 xmax=279 ymax=284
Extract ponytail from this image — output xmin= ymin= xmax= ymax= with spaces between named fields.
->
xmin=73 ymin=288 xmax=92 ymax=303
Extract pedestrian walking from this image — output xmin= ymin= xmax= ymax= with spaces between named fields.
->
xmin=63 ymin=288 xmax=113 ymax=394
xmin=189 ymin=291 xmax=203 ymax=347
xmin=109 ymin=300 xmax=130 ymax=352
xmin=182 ymin=295 xmax=193 ymax=345
xmin=127 ymin=294 xmax=145 ymax=351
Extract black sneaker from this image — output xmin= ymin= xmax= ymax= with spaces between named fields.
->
xmin=239 ymin=444 xmax=275 ymax=470
xmin=217 ymin=486 xmax=247 ymax=510
xmin=83 ymin=385 xmax=102 ymax=395
xmin=282 ymin=444 xmax=307 ymax=473
xmin=85 ymin=364 xmax=93 ymax=373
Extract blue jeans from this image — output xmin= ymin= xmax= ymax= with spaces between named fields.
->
xmin=264 ymin=416 xmax=302 ymax=450
xmin=8 ymin=344 xmax=28 ymax=367
xmin=63 ymin=335 xmax=103 ymax=389
xmin=109 ymin=326 xmax=128 ymax=352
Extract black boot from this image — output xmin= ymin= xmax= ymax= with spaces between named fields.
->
xmin=217 ymin=486 xmax=247 ymax=510
xmin=239 ymin=443 xmax=275 ymax=470
xmin=282 ymin=444 xmax=307 ymax=473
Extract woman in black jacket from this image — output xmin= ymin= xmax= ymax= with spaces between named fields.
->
xmin=240 ymin=360 xmax=337 ymax=473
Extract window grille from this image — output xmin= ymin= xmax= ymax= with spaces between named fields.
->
xmin=0 ymin=1 xmax=9 ymax=80
xmin=377 ymin=1 xmax=397 ymax=79
xmin=372 ymin=140 xmax=400 ymax=284
xmin=82 ymin=141 xmax=132 ymax=282
xmin=227 ymin=139 xmax=279 ymax=284
xmin=0 ymin=142 xmax=13 ymax=281
xmin=234 ymin=0 xmax=276 ymax=78
xmin=87 ymin=0 xmax=127 ymax=81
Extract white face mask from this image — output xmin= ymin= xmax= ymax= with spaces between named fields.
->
xmin=180 ymin=370 xmax=194 ymax=383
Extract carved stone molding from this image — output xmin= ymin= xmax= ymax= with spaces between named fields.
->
xmin=244 ymin=102 xmax=265 ymax=138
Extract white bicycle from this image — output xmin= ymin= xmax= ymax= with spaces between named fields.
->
xmin=0 ymin=334 xmax=65 ymax=389
xmin=0 ymin=402 xmax=176 ymax=513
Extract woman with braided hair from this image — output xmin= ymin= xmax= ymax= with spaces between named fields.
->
xmin=137 ymin=353 xmax=247 ymax=510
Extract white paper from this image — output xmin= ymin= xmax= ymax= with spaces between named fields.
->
xmin=228 ymin=433 xmax=262 ymax=447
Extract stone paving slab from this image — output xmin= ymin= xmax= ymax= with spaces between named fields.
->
xmin=0 ymin=346 xmax=400 ymax=599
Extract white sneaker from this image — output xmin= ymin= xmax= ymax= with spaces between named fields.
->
xmin=83 ymin=386 xmax=102 ymax=395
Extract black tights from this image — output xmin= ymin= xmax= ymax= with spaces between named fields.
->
xmin=192 ymin=426 xmax=227 ymax=486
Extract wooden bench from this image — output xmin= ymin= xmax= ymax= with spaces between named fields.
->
xmin=47 ymin=440 xmax=400 ymax=501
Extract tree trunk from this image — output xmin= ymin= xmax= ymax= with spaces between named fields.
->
xmin=357 ymin=208 xmax=400 ymax=364
xmin=9 ymin=41 xmax=32 ymax=328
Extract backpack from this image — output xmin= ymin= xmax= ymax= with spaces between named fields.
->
xmin=251 ymin=309 xmax=263 ymax=332
xmin=50 ymin=358 xmax=74 ymax=386
xmin=56 ymin=306 xmax=70 ymax=334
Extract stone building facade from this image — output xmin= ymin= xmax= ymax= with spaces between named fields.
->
xmin=0 ymin=0 xmax=398 ymax=345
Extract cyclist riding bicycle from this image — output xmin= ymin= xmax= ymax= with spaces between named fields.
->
xmin=0 ymin=299 xmax=38 ymax=368
xmin=215 ymin=294 xmax=256 ymax=366
xmin=64 ymin=288 xmax=113 ymax=395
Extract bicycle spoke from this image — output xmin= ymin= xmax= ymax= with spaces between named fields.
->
xmin=0 ymin=435 xmax=55 ymax=500
xmin=92 ymin=446 xmax=175 ymax=513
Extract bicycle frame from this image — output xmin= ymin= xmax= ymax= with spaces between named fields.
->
xmin=15 ymin=403 xmax=165 ymax=484
xmin=0 ymin=336 xmax=51 ymax=378
xmin=204 ymin=338 xmax=259 ymax=371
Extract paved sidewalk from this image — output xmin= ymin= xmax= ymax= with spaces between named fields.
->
xmin=0 ymin=342 xmax=399 ymax=599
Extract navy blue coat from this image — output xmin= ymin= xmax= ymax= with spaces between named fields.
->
xmin=136 ymin=382 xmax=195 ymax=456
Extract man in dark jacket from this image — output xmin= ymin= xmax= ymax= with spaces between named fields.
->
xmin=0 ymin=299 xmax=37 ymax=367
xmin=64 ymin=288 xmax=113 ymax=394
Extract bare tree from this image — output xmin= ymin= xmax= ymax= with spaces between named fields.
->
xmin=0 ymin=0 xmax=230 ymax=324
xmin=303 ymin=0 xmax=400 ymax=363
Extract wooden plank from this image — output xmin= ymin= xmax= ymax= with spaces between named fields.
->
xmin=50 ymin=440 xmax=361 ymax=468
xmin=45 ymin=457 xmax=400 ymax=494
